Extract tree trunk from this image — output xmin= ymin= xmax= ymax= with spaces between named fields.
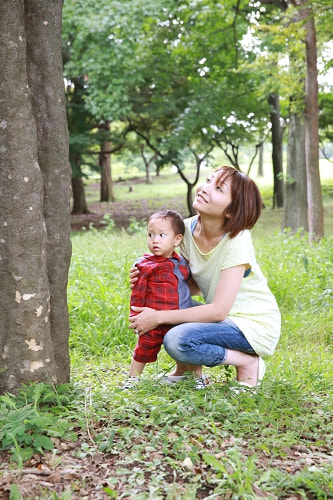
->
xmin=301 ymin=2 xmax=324 ymax=239
xmin=268 ymin=93 xmax=284 ymax=208
xmin=71 ymin=175 xmax=90 ymax=215
xmin=257 ymin=142 xmax=264 ymax=177
xmin=140 ymin=145 xmax=155 ymax=185
xmin=283 ymin=112 xmax=308 ymax=232
xmin=0 ymin=0 xmax=71 ymax=392
xmin=99 ymin=121 xmax=114 ymax=202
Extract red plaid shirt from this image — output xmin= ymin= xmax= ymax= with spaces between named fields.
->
xmin=130 ymin=251 xmax=192 ymax=363
xmin=130 ymin=251 xmax=191 ymax=313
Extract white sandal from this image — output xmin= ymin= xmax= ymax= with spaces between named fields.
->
xmin=159 ymin=374 xmax=187 ymax=385
xmin=232 ymin=357 xmax=266 ymax=394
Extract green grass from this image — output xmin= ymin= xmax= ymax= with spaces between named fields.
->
xmin=0 ymin=169 xmax=332 ymax=499
xmin=67 ymin=220 xmax=332 ymax=498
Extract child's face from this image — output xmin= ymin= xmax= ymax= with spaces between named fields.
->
xmin=147 ymin=217 xmax=183 ymax=258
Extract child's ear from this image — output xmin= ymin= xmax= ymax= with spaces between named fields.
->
xmin=175 ymin=234 xmax=183 ymax=247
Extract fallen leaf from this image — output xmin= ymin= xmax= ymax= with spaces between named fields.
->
xmin=182 ymin=457 xmax=194 ymax=470
xmin=252 ymin=483 xmax=277 ymax=498
xmin=47 ymin=471 xmax=62 ymax=484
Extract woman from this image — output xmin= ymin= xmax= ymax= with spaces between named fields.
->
xmin=129 ymin=166 xmax=281 ymax=389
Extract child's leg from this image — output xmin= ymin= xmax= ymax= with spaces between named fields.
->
xmin=129 ymin=358 xmax=146 ymax=377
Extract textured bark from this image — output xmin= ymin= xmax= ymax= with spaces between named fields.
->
xmin=268 ymin=93 xmax=284 ymax=208
xmin=283 ymin=113 xmax=308 ymax=232
xmin=301 ymin=3 xmax=324 ymax=239
xmin=99 ymin=121 xmax=114 ymax=202
xmin=0 ymin=0 xmax=71 ymax=392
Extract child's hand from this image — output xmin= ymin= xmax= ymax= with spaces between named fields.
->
xmin=129 ymin=266 xmax=139 ymax=288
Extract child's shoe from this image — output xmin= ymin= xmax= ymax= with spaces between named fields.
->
xmin=122 ymin=376 xmax=140 ymax=389
xmin=194 ymin=374 xmax=208 ymax=390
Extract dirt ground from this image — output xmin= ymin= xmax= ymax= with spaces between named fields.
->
xmin=70 ymin=198 xmax=152 ymax=232
xmin=0 ymin=433 xmax=331 ymax=499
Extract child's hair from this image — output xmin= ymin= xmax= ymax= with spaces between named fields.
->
xmin=148 ymin=210 xmax=185 ymax=235
xmin=214 ymin=166 xmax=263 ymax=238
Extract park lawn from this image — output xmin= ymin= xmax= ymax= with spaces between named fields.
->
xmin=0 ymin=170 xmax=332 ymax=499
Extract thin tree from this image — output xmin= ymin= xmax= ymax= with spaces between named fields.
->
xmin=260 ymin=0 xmax=324 ymax=238
xmin=298 ymin=0 xmax=324 ymax=239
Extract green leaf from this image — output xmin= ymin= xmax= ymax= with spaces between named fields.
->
xmin=32 ymin=434 xmax=54 ymax=452
xmin=202 ymin=453 xmax=227 ymax=474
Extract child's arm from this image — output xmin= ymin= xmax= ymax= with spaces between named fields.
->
xmin=129 ymin=263 xmax=148 ymax=314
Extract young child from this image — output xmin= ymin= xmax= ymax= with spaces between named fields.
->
xmin=123 ymin=210 xmax=201 ymax=389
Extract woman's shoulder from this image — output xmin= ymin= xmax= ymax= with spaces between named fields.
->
xmin=226 ymin=229 xmax=252 ymax=244
xmin=184 ymin=215 xmax=198 ymax=230
xmin=222 ymin=230 xmax=254 ymax=255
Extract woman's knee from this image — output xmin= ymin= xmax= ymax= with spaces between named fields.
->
xmin=164 ymin=325 xmax=192 ymax=356
xmin=163 ymin=328 xmax=181 ymax=357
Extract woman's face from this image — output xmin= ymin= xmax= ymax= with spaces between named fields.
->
xmin=193 ymin=171 xmax=232 ymax=218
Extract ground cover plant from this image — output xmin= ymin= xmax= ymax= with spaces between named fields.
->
xmin=0 ymin=172 xmax=332 ymax=499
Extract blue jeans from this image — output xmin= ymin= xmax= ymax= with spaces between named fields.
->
xmin=163 ymin=318 xmax=256 ymax=367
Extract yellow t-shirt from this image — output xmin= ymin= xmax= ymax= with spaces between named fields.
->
xmin=180 ymin=217 xmax=281 ymax=356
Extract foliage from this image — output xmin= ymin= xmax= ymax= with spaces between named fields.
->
xmin=243 ymin=0 xmax=333 ymax=114
xmin=62 ymin=0 xmax=272 ymax=172
xmin=0 ymin=384 xmax=77 ymax=465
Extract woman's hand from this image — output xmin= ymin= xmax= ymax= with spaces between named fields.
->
xmin=129 ymin=266 xmax=139 ymax=288
xmin=129 ymin=306 xmax=159 ymax=335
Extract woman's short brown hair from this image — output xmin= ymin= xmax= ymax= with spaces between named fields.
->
xmin=215 ymin=166 xmax=263 ymax=238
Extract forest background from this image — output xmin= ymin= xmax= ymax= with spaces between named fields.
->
xmin=0 ymin=0 xmax=332 ymax=498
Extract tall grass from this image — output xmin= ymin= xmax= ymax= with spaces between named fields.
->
xmin=68 ymin=225 xmax=332 ymax=365
xmin=65 ymin=223 xmax=333 ymax=498
xmin=68 ymin=227 xmax=147 ymax=359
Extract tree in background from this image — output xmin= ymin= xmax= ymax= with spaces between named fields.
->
xmin=319 ymin=92 xmax=333 ymax=158
xmin=62 ymin=0 xmax=145 ymax=208
xmin=300 ymin=0 xmax=324 ymax=239
xmin=124 ymin=0 xmax=271 ymax=214
xmin=0 ymin=0 xmax=71 ymax=392
xmin=62 ymin=0 xmax=272 ymax=215
xmin=268 ymin=93 xmax=284 ymax=208
xmin=254 ymin=0 xmax=331 ymax=238
xmin=66 ymin=77 xmax=94 ymax=214
xmin=62 ymin=0 xmax=331 ymax=234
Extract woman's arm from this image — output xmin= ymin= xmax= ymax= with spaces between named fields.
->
xmin=129 ymin=264 xmax=245 ymax=334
